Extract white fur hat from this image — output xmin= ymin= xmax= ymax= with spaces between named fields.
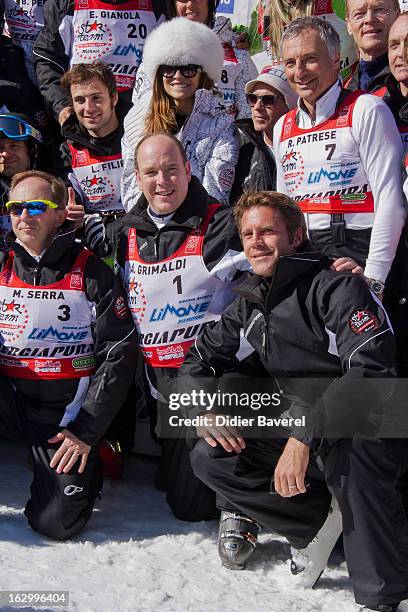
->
xmin=142 ymin=18 xmax=224 ymax=83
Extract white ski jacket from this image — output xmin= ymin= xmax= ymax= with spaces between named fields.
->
xmin=121 ymin=88 xmax=239 ymax=211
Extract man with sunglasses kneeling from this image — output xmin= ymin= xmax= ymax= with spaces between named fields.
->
xmin=0 ymin=170 xmax=140 ymax=540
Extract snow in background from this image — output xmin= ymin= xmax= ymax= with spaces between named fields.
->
xmin=0 ymin=441 xmax=358 ymax=612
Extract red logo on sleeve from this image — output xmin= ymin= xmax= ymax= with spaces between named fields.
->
xmin=349 ymin=309 xmax=380 ymax=335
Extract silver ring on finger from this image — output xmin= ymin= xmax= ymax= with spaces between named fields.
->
xmin=288 ymin=484 xmax=298 ymax=489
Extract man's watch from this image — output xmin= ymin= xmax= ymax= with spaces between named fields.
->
xmin=367 ymin=278 xmax=385 ymax=296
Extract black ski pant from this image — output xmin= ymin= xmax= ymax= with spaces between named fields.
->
xmin=144 ymin=372 xmax=218 ymax=522
xmin=160 ymin=436 xmax=219 ymax=522
xmin=191 ymin=436 xmax=408 ymax=607
xmin=0 ymin=377 xmax=102 ymax=540
xmin=191 ymin=438 xmax=331 ymax=548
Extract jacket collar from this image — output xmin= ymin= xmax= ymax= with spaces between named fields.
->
xmin=6 ymin=221 xmax=78 ymax=268
xmin=234 ymin=118 xmax=272 ymax=153
xmin=235 ymin=246 xmax=330 ymax=309
xmin=61 ymin=98 xmax=128 ymax=150
xmin=296 ymin=80 xmax=341 ymax=128
xmin=349 ymin=60 xmax=390 ymax=92
xmin=384 ymin=74 xmax=408 ymax=123
xmin=191 ymin=88 xmax=227 ymax=117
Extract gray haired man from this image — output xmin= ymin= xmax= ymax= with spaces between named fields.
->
xmin=274 ymin=16 xmax=405 ymax=300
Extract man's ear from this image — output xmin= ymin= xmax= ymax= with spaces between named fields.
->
xmin=112 ymin=92 xmax=119 ymax=108
xmin=185 ymin=160 xmax=191 ymax=182
xmin=135 ymin=168 xmax=142 ymax=190
xmin=334 ymin=53 xmax=341 ymax=71
xmin=346 ymin=18 xmax=352 ymax=36
xmin=56 ymin=208 xmax=68 ymax=228
xmin=293 ymin=227 xmax=304 ymax=249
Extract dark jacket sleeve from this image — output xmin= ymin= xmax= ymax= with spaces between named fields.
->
xmin=67 ymin=255 xmax=141 ymax=445
xmin=33 ymin=0 xmax=73 ymax=118
xmin=298 ymin=273 xmax=397 ymax=444
xmin=202 ymin=205 xmax=244 ymax=271
xmin=0 ymin=37 xmax=49 ymax=133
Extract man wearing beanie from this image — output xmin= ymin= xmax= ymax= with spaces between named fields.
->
xmin=230 ymin=65 xmax=298 ymax=204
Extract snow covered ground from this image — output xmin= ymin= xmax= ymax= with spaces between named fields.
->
xmin=0 ymin=441 xmax=358 ymax=612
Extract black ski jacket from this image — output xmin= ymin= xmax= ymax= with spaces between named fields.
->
xmin=229 ymin=117 xmax=276 ymax=206
xmin=344 ymin=57 xmax=391 ymax=93
xmin=180 ymin=249 xmax=396 ymax=446
xmin=0 ymin=224 xmax=140 ymax=445
xmin=0 ymin=34 xmax=48 ymax=132
xmin=114 ymin=176 xmax=244 ymax=273
xmin=58 ymin=98 xmax=128 ymax=181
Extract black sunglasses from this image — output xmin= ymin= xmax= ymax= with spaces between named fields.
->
xmin=246 ymin=93 xmax=281 ymax=108
xmin=160 ymin=64 xmax=202 ymax=79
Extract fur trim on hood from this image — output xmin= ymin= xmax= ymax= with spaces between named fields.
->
xmin=142 ymin=17 xmax=224 ymax=83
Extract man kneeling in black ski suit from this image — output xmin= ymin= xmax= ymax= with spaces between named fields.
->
xmin=179 ymin=191 xmax=408 ymax=611
xmin=0 ymin=170 xmax=140 ymax=540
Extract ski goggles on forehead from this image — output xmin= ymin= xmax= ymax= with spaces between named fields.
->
xmin=0 ymin=114 xmax=43 ymax=143
xmin=160 ymin=64 xmax=202 ymax=79
xmin=5 ymin=199 xmax=59 ymax=216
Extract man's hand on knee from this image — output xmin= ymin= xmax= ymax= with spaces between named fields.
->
xmin=48 ymin=429 xmax=91 ymax=474
xmin=274 ymin=437 xmax=310 ymax=497
xmin=196 ymin=413 xmax=246 ymax=454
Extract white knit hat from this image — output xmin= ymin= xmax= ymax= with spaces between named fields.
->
xmin=142 ymin=17 xmax=224 ymax=83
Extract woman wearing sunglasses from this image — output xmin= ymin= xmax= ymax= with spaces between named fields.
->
xmin=258 ymin=0 xmax=357 ymax=82
xmin=122 ymin=18 xmax=239 ymax=210
xmin=165 ymin=0 xmax=257 ymax=118
xmin=130 ymin=1 xmax=256 ymax=118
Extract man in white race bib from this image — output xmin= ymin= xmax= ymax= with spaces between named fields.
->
xmin=0 ymin=170 xmax=139 ymax=539
xmin=113 ymin=133 xmax=250 ymax=521
xmin=33 ymin=0 xmax=167 ymax=125
xmin=59 ymin=61 xmax=128 ymax=258
xmin=274 ymin=16 xmax=405 ymax=297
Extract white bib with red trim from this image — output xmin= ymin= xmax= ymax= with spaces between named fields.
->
xmin=124 ymin=204 xmax=232 ymax=368
xmin=218 ymin=44 xmax=239 ymax=114
xmin=4 ymin=0 xmax=43 ymax=44
xmin=0 ymin=249 xmax=96 ymax=380
xmin=68 ymin=143 xmax=124 ymax=212
xmin=71 ymin=0 xmax=157 ymax=92
xmin=278 ymin=91 xmax=374 ymax=227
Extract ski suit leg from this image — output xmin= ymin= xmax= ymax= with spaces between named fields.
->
xmin=0 ymin=375 xmax=102 ymax=540
xmin=191 ymin=437 xmax=332 ymax=548
xmin=324 ymin=437 xmax=408 ymax=607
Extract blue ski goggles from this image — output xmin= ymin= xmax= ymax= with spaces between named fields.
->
xmin=5 ymin=199 xmax=59 ymax=216
xmin=0 ymin=114 xmax=43 ymax=143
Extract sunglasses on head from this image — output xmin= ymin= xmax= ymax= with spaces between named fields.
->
xmin=160 ymin=64 xmax=201 ymax=79
xmin=246 ymin=93 xmax=280 ymax=108
xmin=5 ymin=199 xmax=59 ymax=216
